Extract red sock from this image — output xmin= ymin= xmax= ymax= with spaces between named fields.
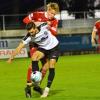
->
xmin=27 ymin=65 xmax=32 ymax=83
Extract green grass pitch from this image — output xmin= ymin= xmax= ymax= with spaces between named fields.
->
xmin=0 ymin=54 xmax=100 ymax=100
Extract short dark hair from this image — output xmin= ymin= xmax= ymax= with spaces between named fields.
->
xmin=26 ymin=22 xmax=36 ymax=30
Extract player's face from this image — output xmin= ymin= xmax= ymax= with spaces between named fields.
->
xmin=47 ymin=7 xmax=56 ymax=19
xmin=28 ymin=28 xmax=36 ymax=36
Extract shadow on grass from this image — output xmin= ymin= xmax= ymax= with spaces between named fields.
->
xmin=49 ymin=89 xmax=65 ymax=96
xmin=31 ymin=89 xmax=65 ymax=98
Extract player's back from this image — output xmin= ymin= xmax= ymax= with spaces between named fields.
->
xmin=23 ymin=11 xmax=48 ymax=23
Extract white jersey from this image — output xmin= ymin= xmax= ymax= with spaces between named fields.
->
xmin=22 ymin=25 xmax=59 ymax=50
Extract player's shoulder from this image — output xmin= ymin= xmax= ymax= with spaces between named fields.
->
xmin=52 ymin=16 xmax=59 ymax=23
xmin=52 ymin=18 xmax=59 ymax=23
xmin=34 ymin=11 xmax=44 ymax=14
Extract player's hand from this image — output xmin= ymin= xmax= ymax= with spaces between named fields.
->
xmin=7 ymin=58 xmax=13 ymax=64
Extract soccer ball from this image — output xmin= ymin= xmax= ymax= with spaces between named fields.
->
xmin=31 ymin=71 xmax=42 ymax=82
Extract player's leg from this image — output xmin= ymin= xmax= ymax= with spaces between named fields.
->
xmin=31 ymin=50 xmax=45 ymax=72
xmin=25 ymin=47 xmax=36 ymax=98
xmin=33 ymin=84 xmax=43 ymax=95
xmin=25 ymin=85 xmax=32 ymax=98
xmin=27 ymin=65 xmax=32 ymax=84
xmin=26 ymin=47 xmax=37 ymax=84
xmin=26 ymin=62 xmax=44 ymax=95
xmin=41 ymin=59 xmax=56 ymax=98
xmin=26 ymin=63 xmax=43 ymax=95
xmin=41 ymin=46 xmax=59 ymax=98
xmin=40 ymin=57 xmax=49 ymax=81
xmin=31 ymin=55 xmax=49 ymax=94
xmin=31 ymin=50 xmax=45 ymax=95
xmin=25 ymin=65 xmax=33 ymax=98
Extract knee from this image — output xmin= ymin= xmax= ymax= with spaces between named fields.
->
xmin=42 ymin=66 xmax=47 ymax=71
xmin=28 ymin=65 xmax=32 ymax=69
xmin=31 ymin=56 xmax=38 ymax=61
xmin=49 ymin=59 xmax=56 ymax=68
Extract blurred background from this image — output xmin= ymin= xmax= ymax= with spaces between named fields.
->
xmin=0 ymin=0 xmax=100 ymax=58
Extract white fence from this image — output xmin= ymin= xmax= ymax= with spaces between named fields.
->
xmin=0 ymin=14 xmax=26 ymax=31
xmin=0 ymin=11 xmax=100 ymax=37
xmin=0 ymin=10 xmax=100 ymax=32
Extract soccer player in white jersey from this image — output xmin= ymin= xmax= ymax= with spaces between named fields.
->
xmin=23 ymin=3 xmax=59 ymax=97
xmin=7 ymin=22 xmax=59 ymax=98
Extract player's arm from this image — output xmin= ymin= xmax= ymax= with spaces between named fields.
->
xmin=23 ymin=12 xmax=43 ymax=26
xmin=7 ymin=42 xmax=25 ymax=63
xmin=91 ymin=26 xmax=97 ymax=45
xmin=7 ymin=32 xmax=31 ymax=63
xmin=47 ymin=20 xmax=59 ymax=36
xmin=23 ymin=13 xmax=34 ymax=24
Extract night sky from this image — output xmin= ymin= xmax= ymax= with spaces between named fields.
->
xmin=0 ymin=0 xmax=98 ymax=15
xmin=0 ymin=0 xmax=44 ymax=14
xmin=0 ymin=0 xmax=67 ymax=14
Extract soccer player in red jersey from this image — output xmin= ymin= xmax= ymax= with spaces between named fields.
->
xmin=91 ymin=20 xmax=100 ymax=53
xmin=23 ymin=3 xmax=59 ymax=36
xmin=23 ymin=2 xmax=59 ymax=97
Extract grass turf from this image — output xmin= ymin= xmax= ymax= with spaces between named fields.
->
xmin=0 ymin=54 xmax=100 ymax=100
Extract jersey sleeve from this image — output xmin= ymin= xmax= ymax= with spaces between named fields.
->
xmin=49 ymin=19 xmax=59 ymax=36
xmin=22 ymin=33 xmax=31 ymax=45
xmin=23 ymin=12 xmax=43 ymax=24
xmin=23 ymin=13 xmax=33 ymax=24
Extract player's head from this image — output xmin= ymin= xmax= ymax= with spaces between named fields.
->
xmin=26 ymin=22 xmax=38 ymax=36
xmin=47 ymin=2 xmax=59 ymax=19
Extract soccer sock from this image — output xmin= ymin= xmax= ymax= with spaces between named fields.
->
xmin=32 ymin=61 xmax=39 ymax=72
xmin=27 ymin=65 xmax=32 ymax=83
xmin=47 ymin=68 xmax=55 ymax=88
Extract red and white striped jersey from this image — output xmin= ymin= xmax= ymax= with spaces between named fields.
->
xmin=23 ymin=11 xmax=59 ymax=36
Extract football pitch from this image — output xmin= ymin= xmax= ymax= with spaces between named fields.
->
xmin=0 ymin=54 xmax=100 ymax=100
